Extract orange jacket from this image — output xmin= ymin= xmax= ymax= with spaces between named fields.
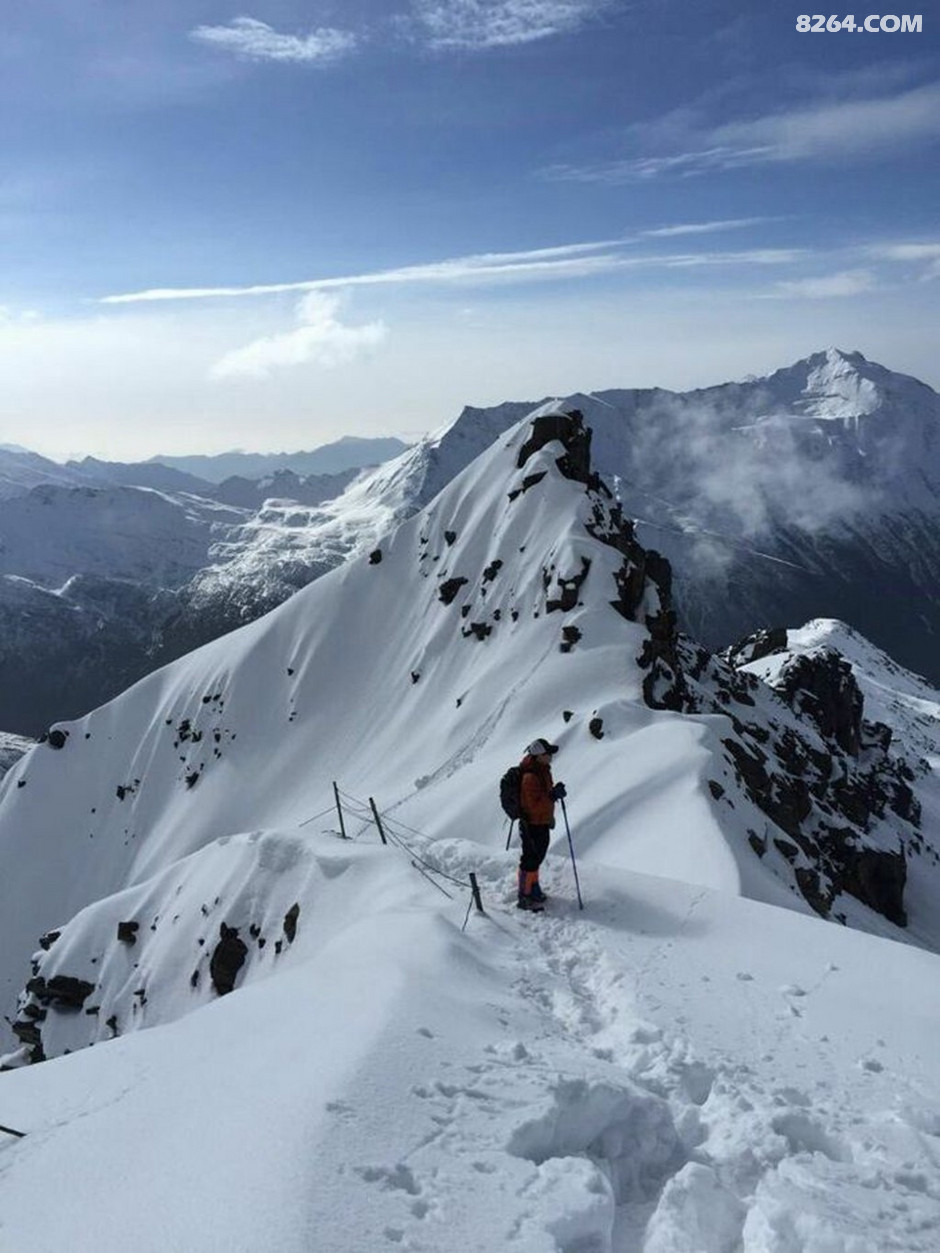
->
xmin=520 ymin=755 xmax=555 ymax=825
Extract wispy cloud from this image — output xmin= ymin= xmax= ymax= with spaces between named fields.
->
xmin=190 ymin=17 xmax=358 ymax=65
xmin=210 ymin=292 xmax=387 ymax=378
xmin=101 ymin=233 xmax=803 ymax=305
xmin=769 ymin=270 xmax=877 ymax=300
xmin=639 ymin=217 xmax=776 ymax=238
xmin=872 ymin=242 xmax=940 ymax=262
xmin=868 ymin=239 xmax=940 ymax=282
xmin=544 ymin=81 xmax=940 ymax=182
xmin=411 ymin=0 xmax=609 ymax=49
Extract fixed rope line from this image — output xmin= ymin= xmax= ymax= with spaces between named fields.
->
xmin=297 ymin=804 xmax=338 ymax=829
xmin=329 ymin=784 xmax=486 ymax=922
xmin=377 ymin=813 xmax=469 ymax=889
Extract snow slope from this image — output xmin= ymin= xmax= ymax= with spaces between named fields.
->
xmin=1 ymin=838 xmax=938 ymax=1252
xmin=0 ymin=484 xmax=244 ymax=588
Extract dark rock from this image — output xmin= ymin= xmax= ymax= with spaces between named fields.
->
xmin=518 ymin=411 xmax=592 ymax=485
xmin=795 ymin=867 xmax=832 ymax=918
xmin=776 ymin=648 xmax=864 ymax=756
xmin=563 ymin=710 xmax=574 ymax=722
xmin=411 ymin=671 xmax=421 ymax=684
xmin=209 ymin=924 xmax=248 ymax=996
xmin=117 ymin=921 xmax=140 ymax=945
xmin=444 ymin=530 xmax=457 ymax=546
xmin=283 ymin=902 xmax=300 ymax=944
xmin=708 ymin=781 xmax=725 ymax=801
xmin=369 ymin=549 xmax=382 ymax=565
xmin=748 ymin=830 xmax=767 ymax=857
xmin=185 ymin=771 xmax=200 ymax=789
xmin=724 ymin=627 xmax=788 ymax=668
xmin=547 ymin=558 xmax=591 ymax=613
xmin=837 ymin=843 xmax=907 ymax=926
xmin=462 ymin=622 xmax=492 ymax=641
xmin=589 ymin=717 xmax=604 ymax=740
xmin=723 ymin=738 xmax=770 ymax=795
xmin=38 ymin=929 xmax=61 ymax=951
xmin=508 ymin=471 xmax=548 ymax=502
xmin=560 ymin=626 xmax=582 ymax=654
xmin=47 ymin=729 xmax=68 ymax=750
xmin=482 ymin=559 xmax=503 ymax=583
xmin=27 ymin=975 xmax=95 ymax=1010
xmin=860 ymin=720 xmax=892 ymax=752
xmin=438 ymin=577 xmax=468 ymax=606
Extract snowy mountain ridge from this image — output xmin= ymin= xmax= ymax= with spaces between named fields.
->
xmin=1 ymin=410 xmax=940 ymax=1250
xmin=4 ymin=348 xmax=939 ymax=740
xmin=178 ymin=348 xmax=940 ymax=684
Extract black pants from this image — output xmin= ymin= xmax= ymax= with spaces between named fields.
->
xmin=519 ymin=821 xmax=551 ymax=872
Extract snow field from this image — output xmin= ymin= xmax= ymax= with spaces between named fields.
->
xmin=2 ymin=834 xmax=939 ymax=1251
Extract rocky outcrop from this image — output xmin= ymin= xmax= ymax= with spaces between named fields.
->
xmin=775 ymin=648 xmax=864 ymax=756
xmin=723 ymin=627 xmax=788 ymax=669
xmin=685 ymin=637 xmax=918 ymax=928
xmin=517 ymin=410 xmax=593 ymax=485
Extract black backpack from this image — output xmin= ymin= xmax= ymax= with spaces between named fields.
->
xmin=499 ymin=766 xmax=523 ymax=819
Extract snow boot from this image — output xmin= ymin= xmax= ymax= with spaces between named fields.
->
xmin=517 ymin=870 xmax=544 ymax=911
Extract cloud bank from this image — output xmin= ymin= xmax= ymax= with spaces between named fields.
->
xmin=210 ymin=292 xmax=388 ymax=378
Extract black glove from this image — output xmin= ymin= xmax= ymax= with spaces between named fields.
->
xmin=551 ymin=782 xmax=567 ymax=800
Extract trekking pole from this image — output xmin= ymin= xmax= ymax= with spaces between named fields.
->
xmin=0 ymin=1123 xmax=25 ymax=1138
xmin=504 ymin=817 xmax=515 ymax=852
xmin=560 ymin=799 xmax=583 ymax=910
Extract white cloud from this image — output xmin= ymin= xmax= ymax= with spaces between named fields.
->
xmin=867 ymin=240 xmax=940 ymax=282
xmin=102 ymin=238 xmax=805 ymax=305
xmin=872 ymin=242 xmax=940 ymax=262
xmin=190 ymin=17 xmax=358 ymax=65
xmin=640 ymin=217 xmax=774 ymax=238
xmin=769 ymin=270 xmax=877 ymax=300
xmin=210 ymin=292 xmax=388 ymax=379
xmin=544 ymin=81 xmax=940 ymax=182
xmin=714 ymin=81 xmax=940 ymax=160
xmin=412 ymin=0 xmax=608 ymax=48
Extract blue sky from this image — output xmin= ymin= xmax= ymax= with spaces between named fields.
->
xmin=1 ymin=1 xmax=938 ymax=458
